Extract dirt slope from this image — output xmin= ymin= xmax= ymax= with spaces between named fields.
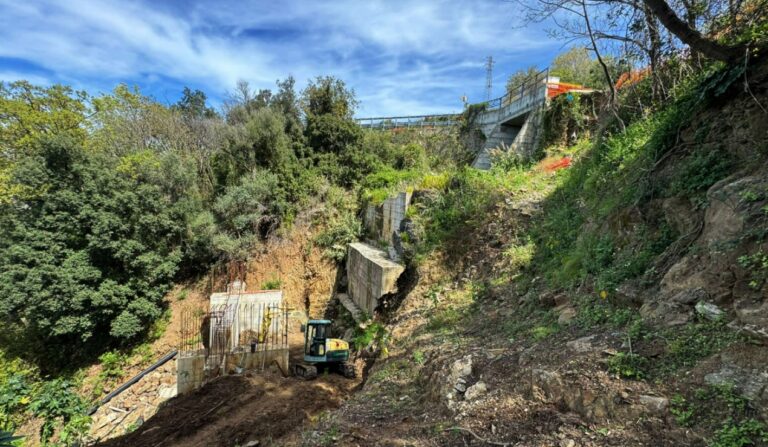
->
xmin=98 ymin=371 xmax=359 ymax=447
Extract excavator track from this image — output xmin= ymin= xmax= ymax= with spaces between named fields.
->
xmin=341 ymin=362 xmax=356 ymax=379
xmin=291 ymin=363 xmax=318 ymax=380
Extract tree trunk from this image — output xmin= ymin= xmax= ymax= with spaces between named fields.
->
xmin=642 ymin=0 xmax=746 ymax=63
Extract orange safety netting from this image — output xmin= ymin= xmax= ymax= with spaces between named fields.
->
xmin=547 ymin=82 xmax=586 ymax=98
xmin=615 ymin=68 xmax=650 ymax=90
xmin=540 ymin=156 xmax=572 ymax=171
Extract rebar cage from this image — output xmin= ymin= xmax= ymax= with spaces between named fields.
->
xmin=179 ymin=302 xmax=289 ymax=376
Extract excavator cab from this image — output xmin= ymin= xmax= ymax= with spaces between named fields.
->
xmin=292 ymin=319 xmax=355 ymax=380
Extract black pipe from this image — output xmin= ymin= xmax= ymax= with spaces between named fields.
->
xmin=87 ymin=350 xmax=178 ymax=415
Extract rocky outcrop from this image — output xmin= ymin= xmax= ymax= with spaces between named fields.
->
xmin=641 ymin=173 xmax=768 ymax=335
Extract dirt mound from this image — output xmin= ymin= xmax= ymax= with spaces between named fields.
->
xmin=98 ymin=371 xmax=359 ymax=447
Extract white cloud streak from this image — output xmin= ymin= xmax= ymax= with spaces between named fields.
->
xmin=0 ymin=0 xmax=558 ymax=116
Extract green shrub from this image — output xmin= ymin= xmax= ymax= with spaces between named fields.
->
xmin=0 ymin=374 xmax=32 ymax=431
xmin=658 ymin=320 xmax=744 ymax=374
xmin=530 ymin=324 xmax=559 ymax=340
xmin=710 ymin=419 xmax=768 ymax=447
xmin=98 ymin=351 xmax=127 ymax=379
xmin=315 ymin=212 xmax=361 ymax=262
xmin=667 ymin=147 xmax=735 ymax=196
xmin=28 ymin=379 xmax=89 ymax=444
xmin=261 ymin=276 xmax=282 ymax=290
xmin=607 ymin=352 xmax=648 ymax=379
xmin=353 ymin=322 xmax=388 ymax=352
xmin=670 ymin=394 xmax=695 ymax=426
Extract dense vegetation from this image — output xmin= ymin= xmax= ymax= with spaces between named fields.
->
xmin=0 ymin=0 xmax=766 ymax=444
xmin=0 ymin=72 xmax=468 ymax=444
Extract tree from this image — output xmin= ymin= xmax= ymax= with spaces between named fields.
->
xmin=301 ymin=76 xmax=358 ymax=119
xmin=505 ymin=66 xmax=541 ymax=96
xmin=211 ymin=169 xmax=283 ymax=262
xmin=642 ymin=0 xmax=748 ymax=62
xmin=550 ymin=47 xmax=594 ymax=85
xmin=272 ymin=76 xmax=303 ymax=140
xmin=174 ymin=87 xmax=217 ymax=120
xmin=0 ymin=82 xmax=88 ymax=204
xmin=0 ymin=137 xmax=184 ymax=366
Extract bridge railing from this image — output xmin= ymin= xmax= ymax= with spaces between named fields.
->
xmin=485 ymin=68 xmax=550 ymax=112
xmin=355 ymin=67 xmax=551 ymax=130
xmin=355 ymin=114 xmax=458 ymax=129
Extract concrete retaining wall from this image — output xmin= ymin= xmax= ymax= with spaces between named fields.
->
xmin=177 ymin=351 xmax=206 ymax=395
xmin=364 ymin=191 xmax=412 ymax=242
xmin=346 ymin=242 xmax=405 ymax=315
xmin=177 ymin=348 xmax=289 ymax=395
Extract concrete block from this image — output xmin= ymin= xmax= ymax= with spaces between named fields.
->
xmin=363 ymin=192 xmax=412 ymax=242
xmin=346 ymin=242 xmax=405 ymax=315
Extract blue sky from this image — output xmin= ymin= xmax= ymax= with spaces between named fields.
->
xmin=0 ymin=0 xmax=566 ymax=117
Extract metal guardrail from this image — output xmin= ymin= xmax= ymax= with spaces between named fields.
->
xmin=355 ymin=114 xmax=459 ymax=129
xmin=356 ymin=67 xmax=551 ymax=130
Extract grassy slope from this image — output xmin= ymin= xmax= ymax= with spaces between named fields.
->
xmin=305 ymin=62 xmax=768 ymax=446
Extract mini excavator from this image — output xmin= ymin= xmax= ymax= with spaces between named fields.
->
xmin=291 ymin=319 xmax=356 ymax=379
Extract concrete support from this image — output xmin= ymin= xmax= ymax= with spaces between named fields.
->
xmin=337 ymin=293 xmax=364 ymax=323
xmin=364 ymin=191 xmax=412 ymax=243
xmin=472 ymin=103 xmax=546 ymax=169
xmin=177 ymin=352 xmax=206 ymax=395
xmin=346 ymin=242 xmax=405 ymax=315
xmin=224 ymin=349 xmax=289 ymax=375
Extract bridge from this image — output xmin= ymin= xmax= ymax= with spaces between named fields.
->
xmin=355 ymin=114 xmax=458 ymax=129
xmin=355 ymin=68 xmax=587 ymax=169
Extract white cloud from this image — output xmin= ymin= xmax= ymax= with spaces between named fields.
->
xmin=0 ymin=0 xmax=559 ymax=116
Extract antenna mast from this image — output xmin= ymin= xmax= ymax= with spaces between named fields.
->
xmin=485 ymin=56 xmax=495 ymax=101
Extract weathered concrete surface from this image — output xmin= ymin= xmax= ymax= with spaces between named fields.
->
xmin=364 ymin=191 xmax=412 ymax=242
xmin=177 ymin=351 xmax=206 ymax=395
xmin=337 ymin=293 xmax=365 ymax=323
xmin=209 ymin=289 xmax=284 ymax=350
xmin=224 ymin=349 xmax=289 ymax=376
xmin=473 ymin=104 xmax=546 ymax=169
xmin=347 ymin=242 xmax=405 ymax=315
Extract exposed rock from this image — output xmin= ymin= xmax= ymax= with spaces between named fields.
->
xmin=566 ymin=335 xmax=603 ymax=353
xmin=553 ymin=293 xmax=570 ymax=307
xmin=615 ymin=281 xmax=643 ymax=305
xmin=733 ymin=297 xmax=768 ymax=334
xmin=695 ymin=301 xmax=725 ymax=321
xmin=539 ymin=292 xmax=556 ymax=307
xmin=158 ymin=386 xmax=176 ymax=400
xmin=640 ymin=300 xmax=692 ymax=327
xmin=559 ymin=440 xmax=576 ymax=447
xmin=672 ymin=288 xmax=710 ymax=305
xmin=557 ymin=306 xmax=577 ymax=325
xmin=532 ymin=369 xmax=563 ymax=403
xmin=705 ymin=364 xmax=768 ymax=403
xmin=639 ymin=395 xmax=669 ymax=416
xmin=450 ymin=355 xmax=473 ymax=381
xmin=700 ymin=176 xmax=751 ymax=247
xmin=454 ymin=378 xmax=467 ymax=393
xmin=464 ymin=382 xmax=488 ymax=401
xmin=662 ymin=196 xmax=701 ymax=236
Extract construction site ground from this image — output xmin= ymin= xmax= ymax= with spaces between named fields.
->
xmin=98 ymin=347 xmax=363 ymax=447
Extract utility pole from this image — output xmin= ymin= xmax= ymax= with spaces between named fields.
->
xmin=485 ymin=56 xmax=494 ymax=101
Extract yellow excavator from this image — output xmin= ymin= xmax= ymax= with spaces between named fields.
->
xmin=291 ymin=319 xmax=356 ymax=379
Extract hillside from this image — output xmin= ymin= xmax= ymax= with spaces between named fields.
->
xmin=86 ymin=59 xmax=768 ymax=447
xmin=1 ymin=2 xmax=767 ymax=445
